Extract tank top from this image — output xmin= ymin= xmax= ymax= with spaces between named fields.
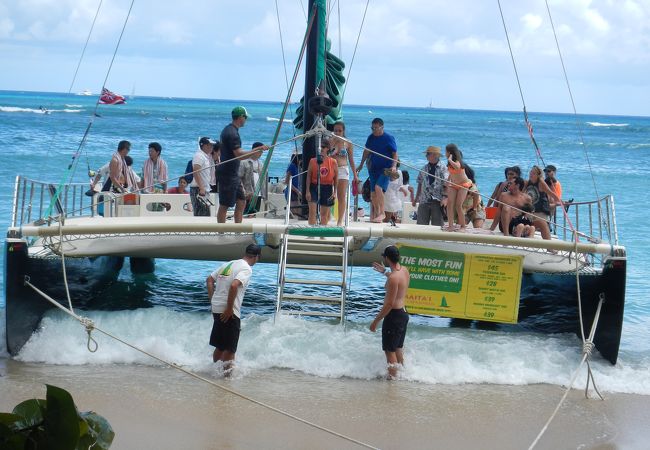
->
xmin=526 ymin=180 xmax=550 ymax=215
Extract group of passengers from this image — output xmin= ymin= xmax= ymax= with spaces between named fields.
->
xmin=349 ymin=117 xmax=564 ymax=240
xmin=93 ymin=111 xmax=564 ymax=240
xmin=93 ymin=106 xmax=268 ymax=223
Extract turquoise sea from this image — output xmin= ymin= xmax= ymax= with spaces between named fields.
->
xmin=1 ymin=90 xmax=649 ymax=392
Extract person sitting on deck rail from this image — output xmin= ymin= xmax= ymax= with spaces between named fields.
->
xmin=168 ymin=177 xmax=189 ymax=194
xmin=489 ymin=176 xmax=532 ymax=237
xmin=487 ymin=166 xmax=520 ymax=208
xmin=521 ymin=166 xmax=561 ymax=240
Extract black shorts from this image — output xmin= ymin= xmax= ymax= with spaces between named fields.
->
xmin=382 ymin=308 xmax=409 ymax=352
xmin=209 ymin=313 xmax=241 ymax=353
xmin=218 ymin=179 xmax=245 ymax=208
xmin=309 ymin=183 xmax=335 ymax=207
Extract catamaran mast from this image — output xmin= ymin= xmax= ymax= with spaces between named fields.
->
xmin=301 ymin=0 xmax=328 ymax=201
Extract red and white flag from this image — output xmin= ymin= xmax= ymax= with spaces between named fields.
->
xmin=99 ymin=87 xmax=126 ymax=105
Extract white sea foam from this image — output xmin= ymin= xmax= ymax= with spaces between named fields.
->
xmin=266 ymin=116 xmax=292 ymax=123
xmin=15 ymin=307 xmax=650 ymax=395
xmin=65 ymin=104 xmax=82 ymax=108
xmin=0 ymin=106 xmax=82 ymax=114
xmin=586 ymin=122 xmax=629 ymax=127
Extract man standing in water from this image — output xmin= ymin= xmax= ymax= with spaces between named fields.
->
xmin=370 ymin=245 xmax=411 ymax=379
xmin=206 ymin=243 xmax=262 ymax=373
xmin=217 ymin=106 xmax=268 ymax=223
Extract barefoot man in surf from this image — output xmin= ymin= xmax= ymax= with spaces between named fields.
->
xmin=370 ymin=245 xmax=411 ymax=379
xmin=207 ymin=243 xmax=261 ymax=375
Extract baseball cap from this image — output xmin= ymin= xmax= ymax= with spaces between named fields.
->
xmin=232 ymin=106 xmax=250 ymax=119
xmin=199 ymin=137 xmax=215 ymax=146
xmin=381 ymin=245 xmax=400 ymax=262
xmin=245 ymin=243 xmax=262 ymax=257
xmin=543 ymin=164 xmax=557 ymax=172
xmin=424 ymin=145 xmax=441 ymax=155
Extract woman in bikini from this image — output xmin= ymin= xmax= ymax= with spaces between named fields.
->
xmin=331 ymin=121 xmax=358 ymax=226
xmin=445 ymin=144 xmax=473 ymax=231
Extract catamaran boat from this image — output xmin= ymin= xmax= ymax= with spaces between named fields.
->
xmin=4 ymin=1 xmax=626 ymax=365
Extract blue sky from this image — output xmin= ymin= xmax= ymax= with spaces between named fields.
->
xmin=1 ymin=0 xmax=649 ymax=116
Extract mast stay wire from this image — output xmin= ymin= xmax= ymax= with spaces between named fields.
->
xmin=544 ymin=0 xmax=605 ymax=234
xmin=274 ymin=0 xmax=300 ymax=154
xmin=339 ymin=0 xmax=370 ymax=110
xmin=496 ymin=0 xmax=581 ymax=237
xmin=47 ymin=0 xmax=136 ymax=220
xmin=496 ymin=0 xmax=545 ymax=168
xmin=246 ymin=5 xmax=317 ymax=214
xmin=42 ymin=0 xmax=104 ymax=177
xmin=68 ymin=0 xmax=104 ymax=95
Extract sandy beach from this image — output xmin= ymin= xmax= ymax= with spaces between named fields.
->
xmin=1 ymin=358 xmax=648 ymax=450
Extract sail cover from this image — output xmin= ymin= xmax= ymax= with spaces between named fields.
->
xmin=294 ymin=39 xmax=345 ymax=130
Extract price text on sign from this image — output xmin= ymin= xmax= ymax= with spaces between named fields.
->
xmin=398 ymin=245 xmax=524 ymax=324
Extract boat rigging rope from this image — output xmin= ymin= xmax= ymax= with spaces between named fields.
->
xmin=543 ymin=0 xmax=606 ymax=238
xmin=247 ymin=5 xmax=317 ymax=214
xmin=22 ymin=277 xmax=377 ymax=449
xmin=496 ymin=0 xmax=545 ymax=168
xmin=46 ymin=0 xmax=136 ymax=220
xmin=274 ymin=0 xmax=300 ymax=155
xmin=527 ymin=230 xmax=604 ymax=450
xmin=68 ymin=0 xmax=104 ymax=95
xmin=340 ymin=0 xmax=370 ymax=109
xmin=495 ymin=0 xmax=582 ymax=240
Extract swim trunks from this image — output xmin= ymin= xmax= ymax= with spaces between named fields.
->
xmin=210 ymin=313 xmax=241 ymax=353
xmin=382 ymin=308 xmax=409 ymax=352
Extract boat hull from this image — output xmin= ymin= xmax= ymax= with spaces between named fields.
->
xmin=4 ymin=236 xmax=625 ymax=363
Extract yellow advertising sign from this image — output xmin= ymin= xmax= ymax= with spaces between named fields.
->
xmin=399 ymin=244 xmax=524 ymax=323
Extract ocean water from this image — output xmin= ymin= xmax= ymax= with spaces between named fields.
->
xmin=1 ymin=90 xmax=649 ymax=393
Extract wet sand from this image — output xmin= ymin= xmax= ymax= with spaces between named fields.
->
xmin=1 ymin=358 xmax=648 ymax=450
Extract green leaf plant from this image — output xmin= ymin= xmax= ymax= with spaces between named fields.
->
xmin=0 ymin=384 xmax=114 ymax=449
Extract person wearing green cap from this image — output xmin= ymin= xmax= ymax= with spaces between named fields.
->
xmin=217 ymin=106 xmax=268 ymax=223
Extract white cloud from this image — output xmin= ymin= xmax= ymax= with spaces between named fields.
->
xmin=150 ymin=20 xmax=193 ymax=45
xmin=521 ymin=13 xmax=543 ymax=31
xmin=0 ymin=17 xmax=14 ymax=38
xmin=584 ymin=8 xmax=610 ymax=32
xmin=429 ymin=36 xmax=504 ymax=55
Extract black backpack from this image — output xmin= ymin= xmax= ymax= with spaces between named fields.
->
xmin=184 ymin=160 xmax=193 ymax=184
xmin=362 ymin=178 xmax=371 ymax=202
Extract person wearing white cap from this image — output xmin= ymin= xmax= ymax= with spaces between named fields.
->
xmin=217 ymin=106 xmax=268 ymax=223
xmin=190 ymin=137 xmax=216 ymax=216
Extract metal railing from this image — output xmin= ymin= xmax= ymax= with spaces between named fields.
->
xmin=554 ymin=195 xmax=618 ymax=246
xmin=11 ymin=176 xmax=94 ymax=228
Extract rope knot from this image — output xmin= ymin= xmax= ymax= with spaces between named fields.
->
xmin=582 ymin=341 xmax=594 ymax=357
xmin=80 ymin=317 xmax=95 ymax=332
xmin=80 ymin=317 xmax=98 ymax=353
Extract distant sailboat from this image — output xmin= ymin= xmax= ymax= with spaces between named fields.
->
xmin=129 ymin=82 xmax=136 ymax=101
xmin=77 ymin=89 xmax=93 ymax=96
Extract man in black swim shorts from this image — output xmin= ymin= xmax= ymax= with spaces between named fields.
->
xmin=207 ymin=244 xmax=262 ymax=373
xmin=370 ymin=245 xmax=411 ymax=379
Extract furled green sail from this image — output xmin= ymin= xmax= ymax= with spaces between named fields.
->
xmin=293 ymin=39 xmax=346 ymax=130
